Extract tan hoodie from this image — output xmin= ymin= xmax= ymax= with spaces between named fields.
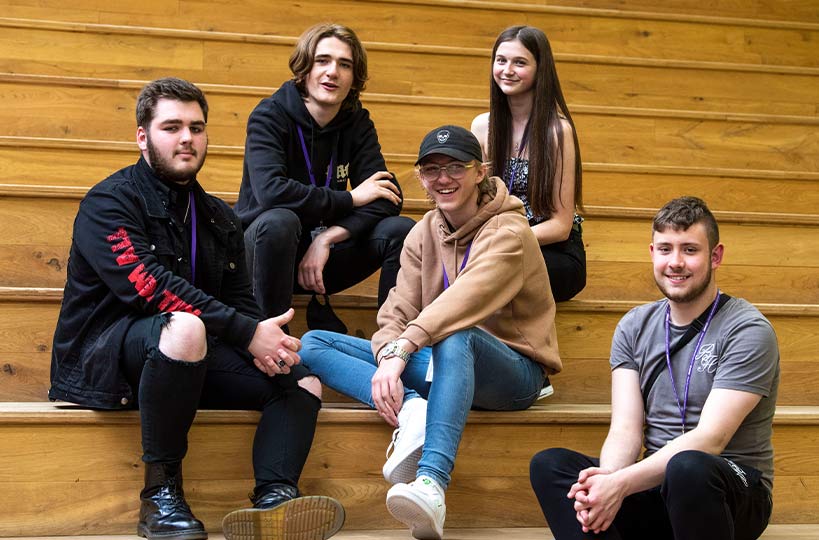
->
xmin=372 ymin=177 xmax=562 ymax=374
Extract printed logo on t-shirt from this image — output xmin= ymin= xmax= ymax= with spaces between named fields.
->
xmin=335 ymin=162 xmax=350 ymax=185
xmin=696 ymin=342 xmax=718 ymax=374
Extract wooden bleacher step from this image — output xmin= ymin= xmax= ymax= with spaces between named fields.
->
xmin=2 ymin=73 xmax=818 ymax=173
xmin=2 ymin=2 xmax=818 ymax=67
xmin=10 ymin=525 xmax=819 ymax=540
xmin=3 ymin=194 xmax=819 ymax=301
xmin=3 ymin=17 xmax=818 ymax=115
xmin=3 ymin=288 xmax=819 ymax=406
xmin=0 ymin=403 xmax=817 ymax=536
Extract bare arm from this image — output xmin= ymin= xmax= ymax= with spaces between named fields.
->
xmin=599 ymin=368 xmax=645 ymax=471
xmin=572 ymin=387 xmax=762 ymax=533
xmin=471 ymin=113 xmax=490 ymax=161
xmin=530 ymin=119 xmax=576 ymax=246
xmin=615 ymin=387 xmax=762 ymax=494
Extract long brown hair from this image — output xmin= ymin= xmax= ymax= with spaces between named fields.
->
xmin=488 ymin=26 xmax=583 ymax=218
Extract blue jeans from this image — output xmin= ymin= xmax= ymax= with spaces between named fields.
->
xmin=301 ymin=327 xmax=545 ymax=488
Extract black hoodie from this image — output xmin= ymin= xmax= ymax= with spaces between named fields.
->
xmin=235 ymin=80 xmax=402 ymax=238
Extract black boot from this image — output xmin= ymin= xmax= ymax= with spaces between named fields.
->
xmin=250 ymin=482 xmax=300 ymax=509
xmin=222 ymin=483 xmax=345 ymax=540
xmin=138 ymin=462 xmax=208 ymax=540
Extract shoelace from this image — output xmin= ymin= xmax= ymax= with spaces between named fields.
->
xmin=158 ymin=485 xmax=192 ymax=513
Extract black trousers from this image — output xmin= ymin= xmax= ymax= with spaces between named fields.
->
xmin=530 ymin=447 xmax=772 ymax=540
xmin=243 ymin=208 xmax=414 ymax=319
xmin=542 ymin=226 xmax=586 ymax=302
xmin=122 ymin=314 xmax=320 ymax=488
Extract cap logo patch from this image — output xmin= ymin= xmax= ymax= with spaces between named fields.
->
xmin=436 ymin=130 xmax=450 ymax=143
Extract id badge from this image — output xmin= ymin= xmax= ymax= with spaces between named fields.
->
xmin=310 ymin=225 xmax=327 ymax=242
xmin=425 ymin=353 xmax=434 ymax=382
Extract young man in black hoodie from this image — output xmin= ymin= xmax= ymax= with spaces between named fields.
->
xmin=50 ymin=78 xmax=344 ymax=540
xmin=235 ymin=23 xmax=414 ymax=328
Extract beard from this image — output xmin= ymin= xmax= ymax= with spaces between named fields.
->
xmin=146 ymin=133 xmax=207 ymax=185
xmin=655 ymin=264 xmax=713 ymax=304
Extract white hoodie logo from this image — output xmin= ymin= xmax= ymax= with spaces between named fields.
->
xmin=436 ymin=130 xmax=450 ymax=143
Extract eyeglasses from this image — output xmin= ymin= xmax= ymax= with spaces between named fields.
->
xmin=416 ymin=162 xmax=475 ymax=181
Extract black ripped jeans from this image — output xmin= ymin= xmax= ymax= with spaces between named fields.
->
xmin=122 ymin=314 xmax=320 ymax=488
xmin=530 ymin=447 xmax=772 ymax=540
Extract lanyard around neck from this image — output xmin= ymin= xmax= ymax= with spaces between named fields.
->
xmin=189 ymin=191 xmax=197 ymax=284
xmin=296 ymin=125 xmax=335 ymax=188
xmin=663 ymin=290 xmax=721 ymax=434
xmin=442 ymin=242 xmax=473 ymax=290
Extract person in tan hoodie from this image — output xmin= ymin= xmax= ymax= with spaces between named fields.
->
xmin=300 ymin=125 xmax=561 ymax=540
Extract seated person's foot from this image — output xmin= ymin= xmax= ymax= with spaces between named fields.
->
xmin=138 ymin=462 xmax=207 ymax=540
xmin=306 ymin=294 xmax=348 ymax=334
xmin=386 ymin=475 xmax=446 ymax=540
xmin=222 ymin=483 xmax=345 ymax=540
xmin=537 ymin=376 xmax=554 ymax=400
xmin=383 ymin=397 xmax=427 ymax=484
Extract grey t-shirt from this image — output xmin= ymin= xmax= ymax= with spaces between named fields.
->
xmin=610 ymin=296 xmax=780 ymax=489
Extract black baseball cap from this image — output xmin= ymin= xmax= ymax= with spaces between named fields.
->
xmin=415 ymin=125 xmax=483 ymax=165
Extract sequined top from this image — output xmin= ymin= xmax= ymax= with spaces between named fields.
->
xmin=503 ymin=157 xmax=544 ymax=225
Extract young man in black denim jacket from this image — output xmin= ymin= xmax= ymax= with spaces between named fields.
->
xmin=50 ymin=77 xmax=344 ymax=540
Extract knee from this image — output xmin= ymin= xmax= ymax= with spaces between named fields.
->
xmin=434 ymin=328 xmax=480 ymax=360
xmin=158 ymin=312 xmax=207 ymax=362
xmin=373 ymin=216 xmax=414 ymax=244
xmin=298 ymin=375 xmax=322 ymax=400
xmin=301 ymin=329 xmax=329 ymax=349
xmin=663 ymin=450 xmax=717 ymax=500
xmin=299 ymin=330 xmax=333 ymax=364
xmin=247 ymin=209 xmax=302 ymax=249
xmin=530 ymin=447 xmax=574 ymax=485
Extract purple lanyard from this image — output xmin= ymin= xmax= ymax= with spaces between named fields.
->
xmin=663 ymin=290 xmax=721 ymax=434
xmin=296 ymin=125 xmax=334 ymax=187
xmin=442 ymin=242 xmax=472 ymax=290
xmin=189 ymin=191 xmax=197 ymax=284
xmin=506 ymin=124 xmax=530 ymax=192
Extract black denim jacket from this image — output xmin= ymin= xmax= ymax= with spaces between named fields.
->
xmin=49 ymin=157 xmax=260 ymax=409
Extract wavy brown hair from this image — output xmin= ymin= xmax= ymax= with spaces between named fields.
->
xmin=289 ymin=23 xmax=368 ymax=110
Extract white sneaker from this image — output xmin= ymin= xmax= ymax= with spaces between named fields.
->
xmin=382 ymin=397 xmax=427 ymax=484
xmin=537 ymin=377 xmax=554 ymax=400
xmin=386 ymin=475 xmax=446 ymax=540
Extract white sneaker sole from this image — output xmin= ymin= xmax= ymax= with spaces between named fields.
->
xmin=537 ymin=383 xmax=554 ymax=400
xmin=382 ymin=437 xmax=424 ymax=485
xmin=222 ymin=496 xmax=345 ymax=540
xmin=386 ymin=487 xmax=443 ymax=540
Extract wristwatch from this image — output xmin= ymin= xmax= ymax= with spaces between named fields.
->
xmin=379 ymin=340 xmax=411 ymax=363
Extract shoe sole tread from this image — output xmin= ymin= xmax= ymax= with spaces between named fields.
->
xmin=222 ymin=496 xmax=345 ymax=540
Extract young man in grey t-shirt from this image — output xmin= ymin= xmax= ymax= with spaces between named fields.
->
xmin=530 ymin=196 xmax=779 ymax=540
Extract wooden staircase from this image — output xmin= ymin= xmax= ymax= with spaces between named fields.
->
xmin=0 ymin=0 xmax=817 ymax=537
